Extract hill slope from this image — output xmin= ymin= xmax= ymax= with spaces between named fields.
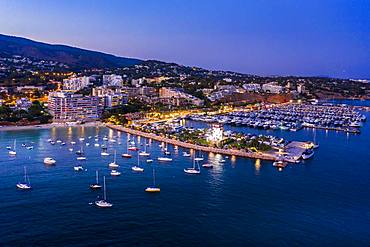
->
xmin=0 ymin=34 xmax=142 ymax=69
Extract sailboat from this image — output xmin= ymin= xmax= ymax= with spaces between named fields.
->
xmin=139 ymin=139 xmax=150 ymax=156
xmin=76 ymin=145 xmax=86 ymax=160
xmin=95 ymin=176 xmax=113 ymax=208
xmin=184 ymin=156 xmax=201 ymax=174
xmin=109 ymin=150 xmax=119 ymax=168
xmin=9 ymin=140 xmax=17 ymax=156
xmin=194 ymin=150 xmax=204 ymax=161
xmin=122 ymin=137 xmax=132 ymax=158
xmin=163 ymin=142 xmax=170 ymax=155
xmin=145 ymin=166 xmax=160 ymax=193
xmin=75 ymin=144 xmax=84 ymax=155
xmin=16 ymin=166 xmax=32 ymax=190
xmin=132 ymin=154 xmax=144 ymax=172
xmin=90 ymin=170 xmax=102 ymax=189
xmin=101 ymin=147 xmax=110 ymax=156
xmin=183 ymin=151 xmax=191 ymax=157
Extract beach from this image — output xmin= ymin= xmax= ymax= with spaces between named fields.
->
xmin=0 ymin=121 xmax=103 ymax=131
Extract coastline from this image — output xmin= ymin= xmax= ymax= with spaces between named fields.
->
xmin=0 ymin=121 xmax=103 ymax=132
xmin=106 ymin=123 xmax=278 ymax=161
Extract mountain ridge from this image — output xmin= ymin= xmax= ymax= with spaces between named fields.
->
xmin=0 ymin=34 xmax=142 ymax=69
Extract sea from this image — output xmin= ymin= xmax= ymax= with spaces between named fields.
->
xmin=0 ymin=100 xmax=369 ymax=246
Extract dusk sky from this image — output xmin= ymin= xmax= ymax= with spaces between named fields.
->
xmin=0 ymin=0 xmax=369 ymax=78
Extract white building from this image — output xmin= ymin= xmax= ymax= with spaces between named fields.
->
xmin=92 ymin=86 xmax=128 ymax=108
xmin=242 ymin=83 xmax=261 ymax=92
xmin=131 ymin=78 xmax=146 ymax=87
xmin=206 ymin=124 xmax=224 ymax=143
xmin=15 ymin=98 xmax=32 ymax=110
xmin=297 ymin=84 xmax=306 ymax=94
xmin=103 ymin=74 xmax=123 ymax=87
xmin=262 ymin=82 xmax=283 ymax=94
xmin=63 ymin=76 xmax=90 ymax=91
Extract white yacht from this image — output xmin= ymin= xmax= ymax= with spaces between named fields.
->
xmin=109 ymin=150 xmax=119 ymax=168
xmin=44 ymin=157 xmax=56 ymax=165
xmin=132 ymin=155 xmax=144 ymax=172
xmin=95 ymin=176 xmax=113 ymax=208
xmin=16 ymin=166 xmax=32 ymax=190
xmin=76 ymin=156 xmax=87 ymax=161
xmin=157 ymin=157 xmax=172 ymax=162
xmin=110 ymin=170 xmax=121 ymax=176
xmin=302 ymin=149 xmax=314 ymax=160
xmin=183 ymin=152 xmax=191 ymax=157
xmin=8 ymin=140 xmax=17 ymax=156
xmin=90 ymin=170 xmax=102 ymax=189
xmin=202 ymin=163 xmax=213 ymax=168
xmin=139 ymin=140 xmax=150 ymax=156
xmin=184 ymin=157 xmax=201 ymax=174
xmin=74 ymin=165 xmax=84 ymax=171
xmin=145 ymin=167 xmax=160 ymax=193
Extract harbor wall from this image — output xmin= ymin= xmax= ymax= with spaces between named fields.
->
xmin=106 ymin=124 xmax=277 ymax=161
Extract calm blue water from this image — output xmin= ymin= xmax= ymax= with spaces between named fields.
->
xmin=1 ymin=102 xmax=370 ymax=246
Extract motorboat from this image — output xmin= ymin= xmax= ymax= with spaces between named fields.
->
xmin=76 ymin=156 xmax=87 ymax=161
xmin=74 ymin=165 xmax=84 ymax=171
xmin=273 ymin=160 xmax=287 ymax=168
xmin=202 ymin=163 xmax=213 ymax=168
xmin=44 ymin=157 xmax=56 ymax=165
xmin=157 ymin=157 xmax=172 ymax=162
xmin=183 ymin=152 xmax=191 ymax=157
xmin=139 ymin=151 xmax=150 ymax=156
xmin=94 ymin=143 xmax=100 ymax=147
xmin=122 ymin=153 xmax=132 ymax=158
xmin=302 ymin=149 xmax=314 ymax=160
xmin=146 ymin=159 xmax=153 ymax=163
xmin=132 ymin=166 xmax=144 ymax=172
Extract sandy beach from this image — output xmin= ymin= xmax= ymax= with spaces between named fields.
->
xmin=0 ymin=121 xmax=103 ymax=131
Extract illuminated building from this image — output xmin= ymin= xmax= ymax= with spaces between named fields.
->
xmin=48 ymin=91 xmax=103 ymax=122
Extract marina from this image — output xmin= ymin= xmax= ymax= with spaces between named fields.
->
xmin=0 ymin=100 xmax=369 ymax=246
xmin=188 ymin=103 xmax=366 ymax=133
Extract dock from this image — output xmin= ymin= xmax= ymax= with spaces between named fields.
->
xmin=106 ymin=124 xmax=278 ymax=161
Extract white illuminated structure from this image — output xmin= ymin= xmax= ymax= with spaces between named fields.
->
xmin=207 ymin=123 xmax=224 ymax=143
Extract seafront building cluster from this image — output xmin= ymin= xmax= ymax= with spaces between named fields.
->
xmin=0 ymin=62 xmax=368 ymax=169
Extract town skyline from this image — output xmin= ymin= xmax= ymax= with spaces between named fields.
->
xmin=1 ymin=0 xmax=369 ymax=79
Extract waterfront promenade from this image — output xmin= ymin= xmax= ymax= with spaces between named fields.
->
xmin=106 ymin=124 xmax=278 ymax=161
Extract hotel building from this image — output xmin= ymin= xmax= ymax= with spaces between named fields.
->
xmin=48 ymin=91 xmax=103 ymax=122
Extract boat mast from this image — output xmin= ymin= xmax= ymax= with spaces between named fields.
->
xmin=153 ymin=167 xmax=156 ymax=186
xmin=96 ymin=170 xmax=99 ymax=184
xmin=103 ymin=176 xmax=107 ymax=201
xmin=24 ymin=166 xmax=27 ymax=183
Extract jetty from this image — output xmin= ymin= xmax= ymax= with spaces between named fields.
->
xmin=106 ymin=124 xmax=279 ymax=161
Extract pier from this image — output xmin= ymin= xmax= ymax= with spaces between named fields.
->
xmin=106 ymin=124 xmax=279 ymax=162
